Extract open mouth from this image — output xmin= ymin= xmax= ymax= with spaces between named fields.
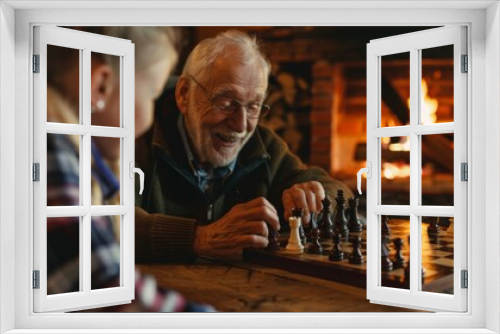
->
xmin=216 ymin=133 xmax=238 ymax=144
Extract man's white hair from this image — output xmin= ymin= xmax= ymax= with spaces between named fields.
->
xmin=181 ymin=29 xmax=271 ymax=81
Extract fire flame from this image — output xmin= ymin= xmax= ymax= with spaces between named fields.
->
xmin=382 ymin=163 xmax=411 ymax=180
xmin=388 ymin=136 xmax=410 ymax=152
xmin=407 ymin=79 xmax=439 ymax=125
xmin=381 ymin=80 xmax=437 ymax=180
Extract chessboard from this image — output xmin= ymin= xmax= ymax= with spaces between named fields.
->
xmin=243 ymin=219 xmax=455 ymax=294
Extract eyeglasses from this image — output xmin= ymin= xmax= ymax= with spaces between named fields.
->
xmin=189 ymin=75 xmax=270 ymax=120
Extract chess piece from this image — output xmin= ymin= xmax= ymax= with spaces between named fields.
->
xmin=427 ymin=217 xmax=441 ymax=235
xmin=320 ymin=196 xmax=334 ymax=239
xmin=381 ymin=233 xmax=393 ymax=271
xmin=286 ymin=215 xmax=304 ymax=254
xmin=404 ymin=260 xmax=426 ymax=284
xmin=305 ymin=213 xmax=317 ymax=240
xmin=292 ymin=207 xmax=304 ymax=219
xmin=307 ymin=227 xmax=323 ymax=254
xmin=267 ymin=228 xmax=281 ymax=251
xmin=299 ymin=224 xmax=307 ymax=245
xmin=381 ymin=215 xmax=391 ymax=235
xmin=348 ymin=236 xmax=364 ymax=264
xmin=334 ymin=190 xmax=349 ymax=239
xmin=393 ymin=237 xmax=406 ymax=268
xmin=404 ymin=260 xmax=410 ymax=283
xmin=439 ymin=217 xmax=451 ymax=228
xmin=329 ymin=233 xmax=344 ymax=261
xmin=291 ymin=207 xmax=307 ymax=244
xmin=348 ymin=197 xmax=363 ymax=232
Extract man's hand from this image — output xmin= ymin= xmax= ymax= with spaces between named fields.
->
xmin=282 ymin=181 xmax=325 ymax=225
xmin=193 ymin=197 xmax=280 ymax=257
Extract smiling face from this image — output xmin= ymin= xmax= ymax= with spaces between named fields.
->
xmin=178 ymin=57 xmax=268 ymax=169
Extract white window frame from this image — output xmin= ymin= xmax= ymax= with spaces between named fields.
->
xmin=366 ymin=26 xmax=467 ymax=312
xmin=33 ymin=25 xmax=136 ymax=313
xmin=0 ymin=1 xmax=498 ymax=333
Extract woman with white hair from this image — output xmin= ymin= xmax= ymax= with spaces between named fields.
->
xmin=46 ymin=26 xmax=214 ymax=312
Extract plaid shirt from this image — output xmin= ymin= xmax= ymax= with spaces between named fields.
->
xmin=46 ymin=133 xmax=214 ymax=312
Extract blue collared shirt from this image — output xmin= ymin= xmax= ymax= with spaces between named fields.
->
xmin=177 ymin=115 xmax=236 ymax=198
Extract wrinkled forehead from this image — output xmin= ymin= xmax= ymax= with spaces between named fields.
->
xmin=204 ymin=59 xmax=269 ymax=100
xmin=212 ymin=83 xmax=268 ymax=101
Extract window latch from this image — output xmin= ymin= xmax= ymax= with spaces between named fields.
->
xmin=129 ymin=162 xmax=144 ymax=195
xmin=357 ymin=162 xmax=372 ymax=195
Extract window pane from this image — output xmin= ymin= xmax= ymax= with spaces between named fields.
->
xmin=47 ymin=134 xmax=80 ymax=206
xmin=421 ymin=45 xmax=454 ymax=124
xmin=90 ymin=137 xmax=120 ymax=205
xmin=381 ymin=136 xmax=410 ymax=205
xmin=381 ymin=52 xmax=410 ymax=127
xmin=380 ymin=215 xmax=410 ymax=290
xmin=91 ymin=215 xmax=121 ymax=290
xmin=47 ymin=44 xmax=80 ymax=124
xmin=91 ymin=52 xmax=121 ymax=127
xmin=421 ymin=216 xmax=454 ymax=295
xmin=47 ymin=216 xmax=81 ymax=295
xmin=421 ymin=134 xmax=454 ymax=206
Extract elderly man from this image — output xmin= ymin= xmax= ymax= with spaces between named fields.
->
xmin=135 ymin=30 xmax=352 ymax=262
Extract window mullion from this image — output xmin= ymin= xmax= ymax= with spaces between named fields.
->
xmin=122 ymin=49 xmax=135 ymax=295
xmin=78 ymin=49 xmax=84 ymax=212
xmin=372 ymin=126 xmax=410 ymax=137
xmin=409 ymin=47 xmax=420 ymax=294
xmin=90 ymin=205 xmax=129 ymax=216
xmin=365 ymin=48 xmax=379 ymax=296
xmin=412 ymin=123 xmax=454 ymax=135
xmin=82 ymin=47 xmax=92 ymax=294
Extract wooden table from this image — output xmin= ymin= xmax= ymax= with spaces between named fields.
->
xmin=137 ymin=258 xmax=420 ymax=312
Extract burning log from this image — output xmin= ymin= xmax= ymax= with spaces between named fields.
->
xmin=381 ymin=76 xmax=453 ymax=173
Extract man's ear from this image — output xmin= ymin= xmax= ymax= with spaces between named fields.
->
xmin=90 ymin=63 xmax=114 ymax=110
xmin=175 ymin=76 xmax=190 ymax=115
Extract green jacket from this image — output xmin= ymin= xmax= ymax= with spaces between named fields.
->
xmin=135 ymin=86 xmax=353 ymax=262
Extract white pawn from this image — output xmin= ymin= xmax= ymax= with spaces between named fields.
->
xmin=286 ymin=216 xmax=304 ymax=254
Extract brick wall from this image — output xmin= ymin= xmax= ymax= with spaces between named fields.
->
xmin=310 ymin=60 xmax=335 ymax=172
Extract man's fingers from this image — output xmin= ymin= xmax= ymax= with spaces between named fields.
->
xmin=207 ymin=234 xmax=269 ymax=252
xmin=308 ymin=181 xmax=326 ymax=211
xmin=237 ymin=220 xmax=269 ymax=237
xmin=282 ymin=182 xmax=326 ymax=224
xmin=303 ymin=189 xmax=317 ymax=216
xmin=240 ymin=234 xmax=269 ymax=249
xmin=236 ymin=197 xmax=277 ymax=215
xmin=297 ymin=181 xmax=325 ymax=214
xmin=282 ymin=191 xmax=294 ymax=221
xmin=285 ymin=186 xmax=310 ymax=220
xmin=232 ymin=204 xmax=280 ymax=232
xmin=198 ymin=202 xmax=278 ymax=257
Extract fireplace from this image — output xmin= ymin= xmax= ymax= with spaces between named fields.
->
xmin=309 ymin=51 xmax=454 ymax=206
